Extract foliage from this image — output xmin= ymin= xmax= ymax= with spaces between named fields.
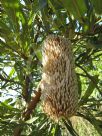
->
xmin=0 ymin=0 xmax=102 ymax=135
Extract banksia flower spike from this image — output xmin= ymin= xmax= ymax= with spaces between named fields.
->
xmin=40 ymin=35 xmax=78 ymax=121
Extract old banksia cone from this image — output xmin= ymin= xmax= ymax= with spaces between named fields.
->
xmin=40 ymin=35 xmax=78 ymax=120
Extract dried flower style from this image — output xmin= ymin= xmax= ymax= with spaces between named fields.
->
xmin=40 ymin=35 xmax=78 ymax=120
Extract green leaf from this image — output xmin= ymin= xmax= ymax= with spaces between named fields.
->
xmin=1 ymin=98 xmax=13 ymax=104
xmin=91 ymin=0 xmax=102 ymax=14
xmin=0 ymin=101 xmax=14 ymax=110
xmin=77 ymin=112 xmax=102 ymax=135
xmin=39 ymin=0 xmax=47 ymax=10
xmin=26 ymin=117 xmax=39 ymax=124
xmin=80 ymin=75 xmax=99 ymax=105
xmin=8 ymin=68 xmax=15 ymax=79
xmin=35 ymin=50 xmax=42 ymax=61
xmin=88 ymin=37 xmax=102 ymax=49
xmin=62 ymin=119 xmax=79 ymax=136
xmin=60 ymin=0 xmax=87 ymax=22
xmin=54 ymin=124 xmax=62 ymax=136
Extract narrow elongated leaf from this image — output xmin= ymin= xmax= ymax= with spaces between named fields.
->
xmin=62 ymin=119 xmax=79 ymax=136
xmin=60 ymin=0 xmax=87 ymax=21
xmin=91 ymin=0 xmax=102 ymax=14
xmin=54 ymin=124 xmax=62 ymax=136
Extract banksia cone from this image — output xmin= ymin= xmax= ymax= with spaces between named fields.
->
xmin=40 ymin=35 xmax=78 ymax=120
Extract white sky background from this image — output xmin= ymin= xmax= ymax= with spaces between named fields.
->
xmin=0 ymin=67 xmax=19 ymax=102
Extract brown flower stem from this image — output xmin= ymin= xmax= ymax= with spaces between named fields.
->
xmin=24 ymin=88 xmax=41 ymax=121
xmin=14 ymin=127 xmax=22 ymax=136
xmin=13 ymin=86 xmax=41 ymax=136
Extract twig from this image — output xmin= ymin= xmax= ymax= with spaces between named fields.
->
xmin=24 ymin=88 xmax=41 ymax=121
xmin=13 ymin=85 xmax=41 ymax=136
xmin=14 ymin=126 xmax=22 ymax=136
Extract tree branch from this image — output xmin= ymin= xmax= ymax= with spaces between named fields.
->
xmin=13 ymin=85 xmax=41 ymax=136
xmin=23 ymin=88 xmax=41 ymax=121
